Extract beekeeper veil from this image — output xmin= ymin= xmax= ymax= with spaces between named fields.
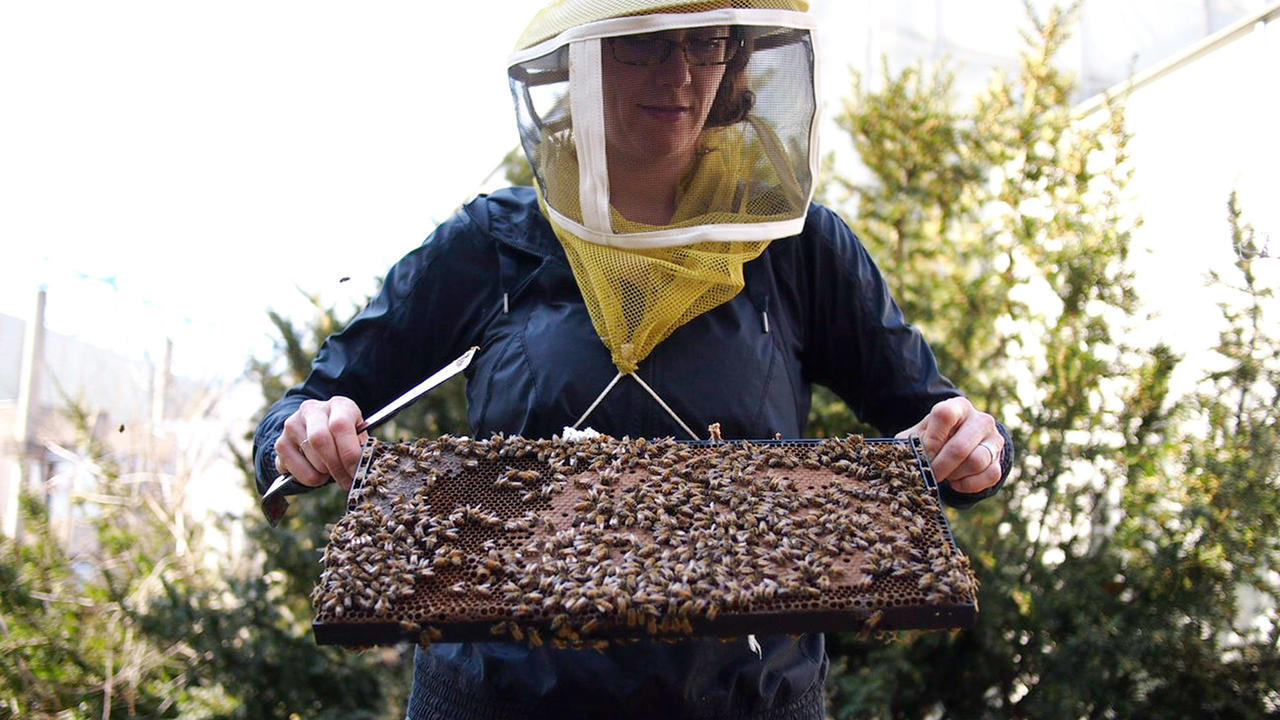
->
xmin=509 ymin=0 xmax=818 ymax=429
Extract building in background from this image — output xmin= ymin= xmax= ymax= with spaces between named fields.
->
xmin=0 ymin=289 xmax=255 ymax=555
xmin=823 ymin=0 xmax=1273 ymax=103
xmin=1076 ymin=4 xmax=1279 ymax=391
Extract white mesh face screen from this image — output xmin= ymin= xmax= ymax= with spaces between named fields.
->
xmin=508 ymin=5 xmax=819 ymax=372
xmin=509 ymin=9 xmax=819 ymax=249
xmin=510 ymin=44 xmax=574 ymax=213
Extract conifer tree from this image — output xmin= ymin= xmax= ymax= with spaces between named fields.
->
xmin=823 ymin=5 xmax=1280 ymax=717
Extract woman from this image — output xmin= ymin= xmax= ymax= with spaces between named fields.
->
xmin=254 ymin=2 xmax=1011 ymax=718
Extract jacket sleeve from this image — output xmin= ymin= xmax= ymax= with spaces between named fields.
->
xmin=251 ymin=204 xmax=502 ymax=494
xmin=795 ymin=204 xmax=1011 ymax=507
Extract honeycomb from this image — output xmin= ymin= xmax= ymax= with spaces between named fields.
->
xmin=311 ymin=433 xmax=978 ymax=648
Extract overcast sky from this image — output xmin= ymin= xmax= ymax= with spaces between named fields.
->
xmin=2 ymin=1 xmax=550 ymax=379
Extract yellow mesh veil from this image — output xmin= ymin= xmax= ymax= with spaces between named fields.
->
xmin=509 ymin=0 xmax=818 ymax=374
xmin=541 ymin=125 xmax=791 ymax=372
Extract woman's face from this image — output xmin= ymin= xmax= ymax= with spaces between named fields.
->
xmin=601 ymin=27 xmax=730 ymax=175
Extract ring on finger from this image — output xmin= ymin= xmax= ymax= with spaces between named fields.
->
xmin=300 ymin=438 xmax=312 ymax=452
xmin=978 ymin=440 xmax=999 ymax=468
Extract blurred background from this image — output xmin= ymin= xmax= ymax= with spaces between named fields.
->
xmin=2 ymin=1 xmax=1277 ymax=718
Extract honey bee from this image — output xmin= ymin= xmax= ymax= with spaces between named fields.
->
xmin=865 ymin=609 xmax=883 ymax=631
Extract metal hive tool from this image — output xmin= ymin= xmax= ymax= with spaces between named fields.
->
xmin=312 ymin=434 xmax=978 ymax=647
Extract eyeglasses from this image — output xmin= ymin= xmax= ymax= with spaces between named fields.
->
xmin=608 ymin=34 xmax=742 ymax=67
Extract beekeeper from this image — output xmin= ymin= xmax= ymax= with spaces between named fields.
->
xmin=254 ymin=1 xmax=1012 ymax=717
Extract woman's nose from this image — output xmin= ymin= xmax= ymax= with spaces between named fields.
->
xmin=653 ymin=47 xmax=692 ymax=87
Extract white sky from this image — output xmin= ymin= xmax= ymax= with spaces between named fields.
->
xmin=2 ymin=1 xmax=1275 ymax=386
xmin=2 ymin=1 xmax=546 ymax=379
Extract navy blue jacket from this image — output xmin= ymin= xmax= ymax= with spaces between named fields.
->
xmin=253 ymin=187 xmax=1010 ymax=719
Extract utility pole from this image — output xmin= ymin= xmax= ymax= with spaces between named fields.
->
xmin=3 ymin=288 xmax=46 ymax=539
xmin=151 ymin=337 xmax=172 ymax=427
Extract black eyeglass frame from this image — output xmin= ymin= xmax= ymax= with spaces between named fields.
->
xmin=606 ymin=34 xmax=745 ymax=67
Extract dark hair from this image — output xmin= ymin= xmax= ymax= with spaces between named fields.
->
xmin=705 ymin=26 xmax=754 ymax=126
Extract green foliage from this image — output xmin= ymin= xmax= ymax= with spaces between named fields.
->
xmin=0 ymin=282 xmax=473 ymax=718
xmin=137 ymin=565 xmax=398 ymax=720
xmin=822 ymin=4 xmax=1280 ymax=718
xmin=808 ymin=385 xmax=875 ymax=438
xmin=497 ymin=146 xmax=536 ymax=187
xmin=0 ymin=413 xmax=230 ymax=719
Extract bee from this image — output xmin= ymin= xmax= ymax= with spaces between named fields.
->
xmin=865 ymin=609 xmax=883 ymax=631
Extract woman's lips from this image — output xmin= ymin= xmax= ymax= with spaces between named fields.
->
xmin=639 ymin=104 xmax=691 ymax=120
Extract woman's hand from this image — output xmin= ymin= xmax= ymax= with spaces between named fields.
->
xmin=273 ymin=397 xmax=368 ymax=490
xmin=895 ymin=397 xmax=1004 ymax=494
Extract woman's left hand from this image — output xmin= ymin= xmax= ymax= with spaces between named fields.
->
xmin=895 ymin=397 xmax=1003 ymax=493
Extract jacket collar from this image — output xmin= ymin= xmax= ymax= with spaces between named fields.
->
xmin=466 ymin=186 xmax=567 ymax=262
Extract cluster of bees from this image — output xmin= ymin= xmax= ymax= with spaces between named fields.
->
xmin=313 ymin=432 xmax=977 ymax=648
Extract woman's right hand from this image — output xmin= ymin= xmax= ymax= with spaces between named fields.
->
xmin=273 ymin=397 xmax=368 ymax=490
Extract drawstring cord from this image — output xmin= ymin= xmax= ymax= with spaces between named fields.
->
xmin=571 ymin=371 xmax=625 ymax=431
xmin=572 ymin=370 xmax=701 ymax=441
xmin=628 ymin=372 xmax=701 ymax=441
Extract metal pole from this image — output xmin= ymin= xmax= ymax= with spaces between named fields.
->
xmin=151 ymin=337 xmax=172 ymax=427
xmin=3 ymin=288 xmax=46 ymax=539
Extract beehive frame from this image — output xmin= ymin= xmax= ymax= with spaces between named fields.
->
xmin=312 ymin=434 xmax=978 ymax=647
